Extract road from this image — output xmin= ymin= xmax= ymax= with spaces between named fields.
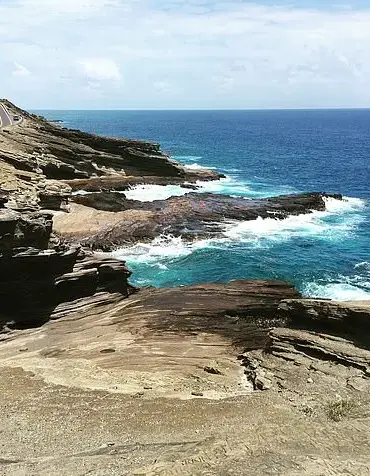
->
xmin=0 ymin=102 xmax=13 ymax=128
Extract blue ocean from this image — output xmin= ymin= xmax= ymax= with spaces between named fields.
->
xmin=38 ymin=109 xmax=370 ymax=301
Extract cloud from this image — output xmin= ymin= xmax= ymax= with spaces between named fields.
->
xmin=78 ymin=58 xmax=122 ymax=81
xmin=12 ymin=62 xmax=31 ymax=77
xmin=0 ymin=1 xmax=370 ymax=108
xmin=18 ymin=0 xmax=119 ymax=14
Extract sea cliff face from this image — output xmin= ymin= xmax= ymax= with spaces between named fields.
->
xmin=1 ymin=100 xmax=370 ymax=475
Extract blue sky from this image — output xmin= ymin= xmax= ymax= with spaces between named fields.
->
xmin=1 ymin=0 xmax=370 ymax=109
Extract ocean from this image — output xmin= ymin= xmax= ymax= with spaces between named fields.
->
xmin=37 ymin=109 xmax=370 ymax=301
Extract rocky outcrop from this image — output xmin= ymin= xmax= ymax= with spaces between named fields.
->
xmin=0 ymin=209 xmax=52 ymax=253
xmin=0 ymin=208 xmax=134 ymax=331
xmin=268 ymin=327 xmax=370 ymax=377
xmin=65 ymin=171 xmax=219 ymax=193
xmin=237 ymin=299 xmax=370 ymax=388
xmin=0 ymin=99 xmax=222 ymax=213
xmin=0 ymin=279 xmax=301 ymax=399
xmin=278 ymin=298 xmax=370 ymax=339
xmin=267 ymin=299 xmax=370 ymax=374
xmin=67 ymin=192 xmax=341 ymax=249
xmin=0 ymin=246 xmax=134 ymax=331
xmin=0 ymin=100 xmax=183 ymax=179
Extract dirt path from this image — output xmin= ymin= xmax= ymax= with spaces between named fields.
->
xmin=0 ymin=366 xmax=369 ymax=476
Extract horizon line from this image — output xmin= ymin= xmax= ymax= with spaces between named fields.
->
xmin=31 ymin=107 xmax=370 ymax=112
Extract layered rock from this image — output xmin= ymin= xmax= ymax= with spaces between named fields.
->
xmin=0 ymin=279 xmax=300 ymax=399
xmin=0 ymin=209 xmax=52 ymax=252
xmin=0 ymin=209 xmax=134 ymax=331
xmin=268 ymin=327 xmax=370 ymax=376
xmin=278 ymin=298 xmax=370 ymax=339
xmin=260 ymin=299 xmax=370 ymax=376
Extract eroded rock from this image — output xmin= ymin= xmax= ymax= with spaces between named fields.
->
xmin=268 ymin=327 xmax=370 ymax=376
xmin=74 ymin=192 xmax=340 ymax=249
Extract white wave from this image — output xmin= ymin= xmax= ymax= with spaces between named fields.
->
xmin=223 ymin=196 xmax=366 ymax=243
xmin=174 ymin=155 xmax=202 ymax=161
xmin=355 ymin=261 xmax=370 ymax=271
xmin=302 ymin=282 xmax=370 ymax=301
xmin=323 ymin=196 xmax=366 ymax=213
xmin=111 ymin=235 xmax=224 ymax=265
xmin=111 ymin=196 xmax=366 ymax=265
xmin=71 ymin=175 xmax=280 ymax=202
xmin=123 ymin=184 xmax=190 ymax=201
xmin=195 ymin=176 xmax=295 ymax=198
xmin=223 ymin=214 xmax=324 ymax=241
xmin=70 ymin=178 xmax=240 ymax=202
xmin=71 ymin=190 xmax=93 ymax=196
xmin=122 ymin=177 xmax=253 ymax=202
xmin=196 ymin=176 xmax=257 ymax=195
xmin=185 ymin=163 xmax=217 ymax=170
xmin=111 ymin=195 xmax=366 ymax=260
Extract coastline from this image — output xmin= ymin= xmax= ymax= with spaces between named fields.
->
xmin=1 ymin=100 xmax=370 ymax=474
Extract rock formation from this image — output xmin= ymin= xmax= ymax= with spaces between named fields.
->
xmin=0 ymin=207 xmax=134 ymax=332
xmin=64 ymin=191 xmax=341 ymax=249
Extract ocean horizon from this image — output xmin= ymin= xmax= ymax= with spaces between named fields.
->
xmin=34 ymin=107 xmax=370 ymax=112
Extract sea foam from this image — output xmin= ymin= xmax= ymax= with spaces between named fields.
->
xmin=223 ymin=196 xmax=366 ymax=244
xmin=123 ymin=184 xmax=189 ymax=201
xmin=122 ymin=176 xmax=265 ymax=202
xmin=111 ymin=195 xmax=369 ymax=301
xmin=302 ymin=281 xmax=370 ymax=301
xmin=185 ymin=163 xmax=217 ymax=170
xmin=112 ymin=235 xmax=224 ymax=265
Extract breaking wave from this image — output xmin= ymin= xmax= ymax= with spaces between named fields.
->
xmin=124 ymin=184 xmax=190 ymax=201
xmin=302 ymin=281 xmax=370 ymax=301
xmin=185 ymin=163 xmax=217 ymax=170
xmin=111 ymin=195 xmax=368 ymax=300
xmin=112 ymin=235 xmax=223 ymax=265
xmin=223 ymin=196 xmax=366 ymax=243
xmin=121 ymin=175 xmax=298 ymax=202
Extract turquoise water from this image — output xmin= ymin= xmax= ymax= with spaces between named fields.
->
xmin=38 ymin=109 xmax=370 ymax=300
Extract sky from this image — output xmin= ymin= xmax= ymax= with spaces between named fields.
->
xmin=1 ymin=0 xmax=370 ymax=109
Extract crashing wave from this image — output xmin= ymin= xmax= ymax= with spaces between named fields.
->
xmin=302 ymin=281 xmax=370 ymax=301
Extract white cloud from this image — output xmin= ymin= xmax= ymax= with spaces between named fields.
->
xmin=0 ymin=1 xmax=370 ymax=108
xmin=12 ymin=62 xmax=31 ymax=77
xmin=78 ymin=58 xmax=122 ymax=81
xmin=18 ymin=0 xmax=119 ymax=14
xmin=153 ymin=80 xmax=175 ymax=94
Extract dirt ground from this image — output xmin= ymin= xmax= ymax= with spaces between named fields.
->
xmin=1 ymin=365 xmax=370 ymax=476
